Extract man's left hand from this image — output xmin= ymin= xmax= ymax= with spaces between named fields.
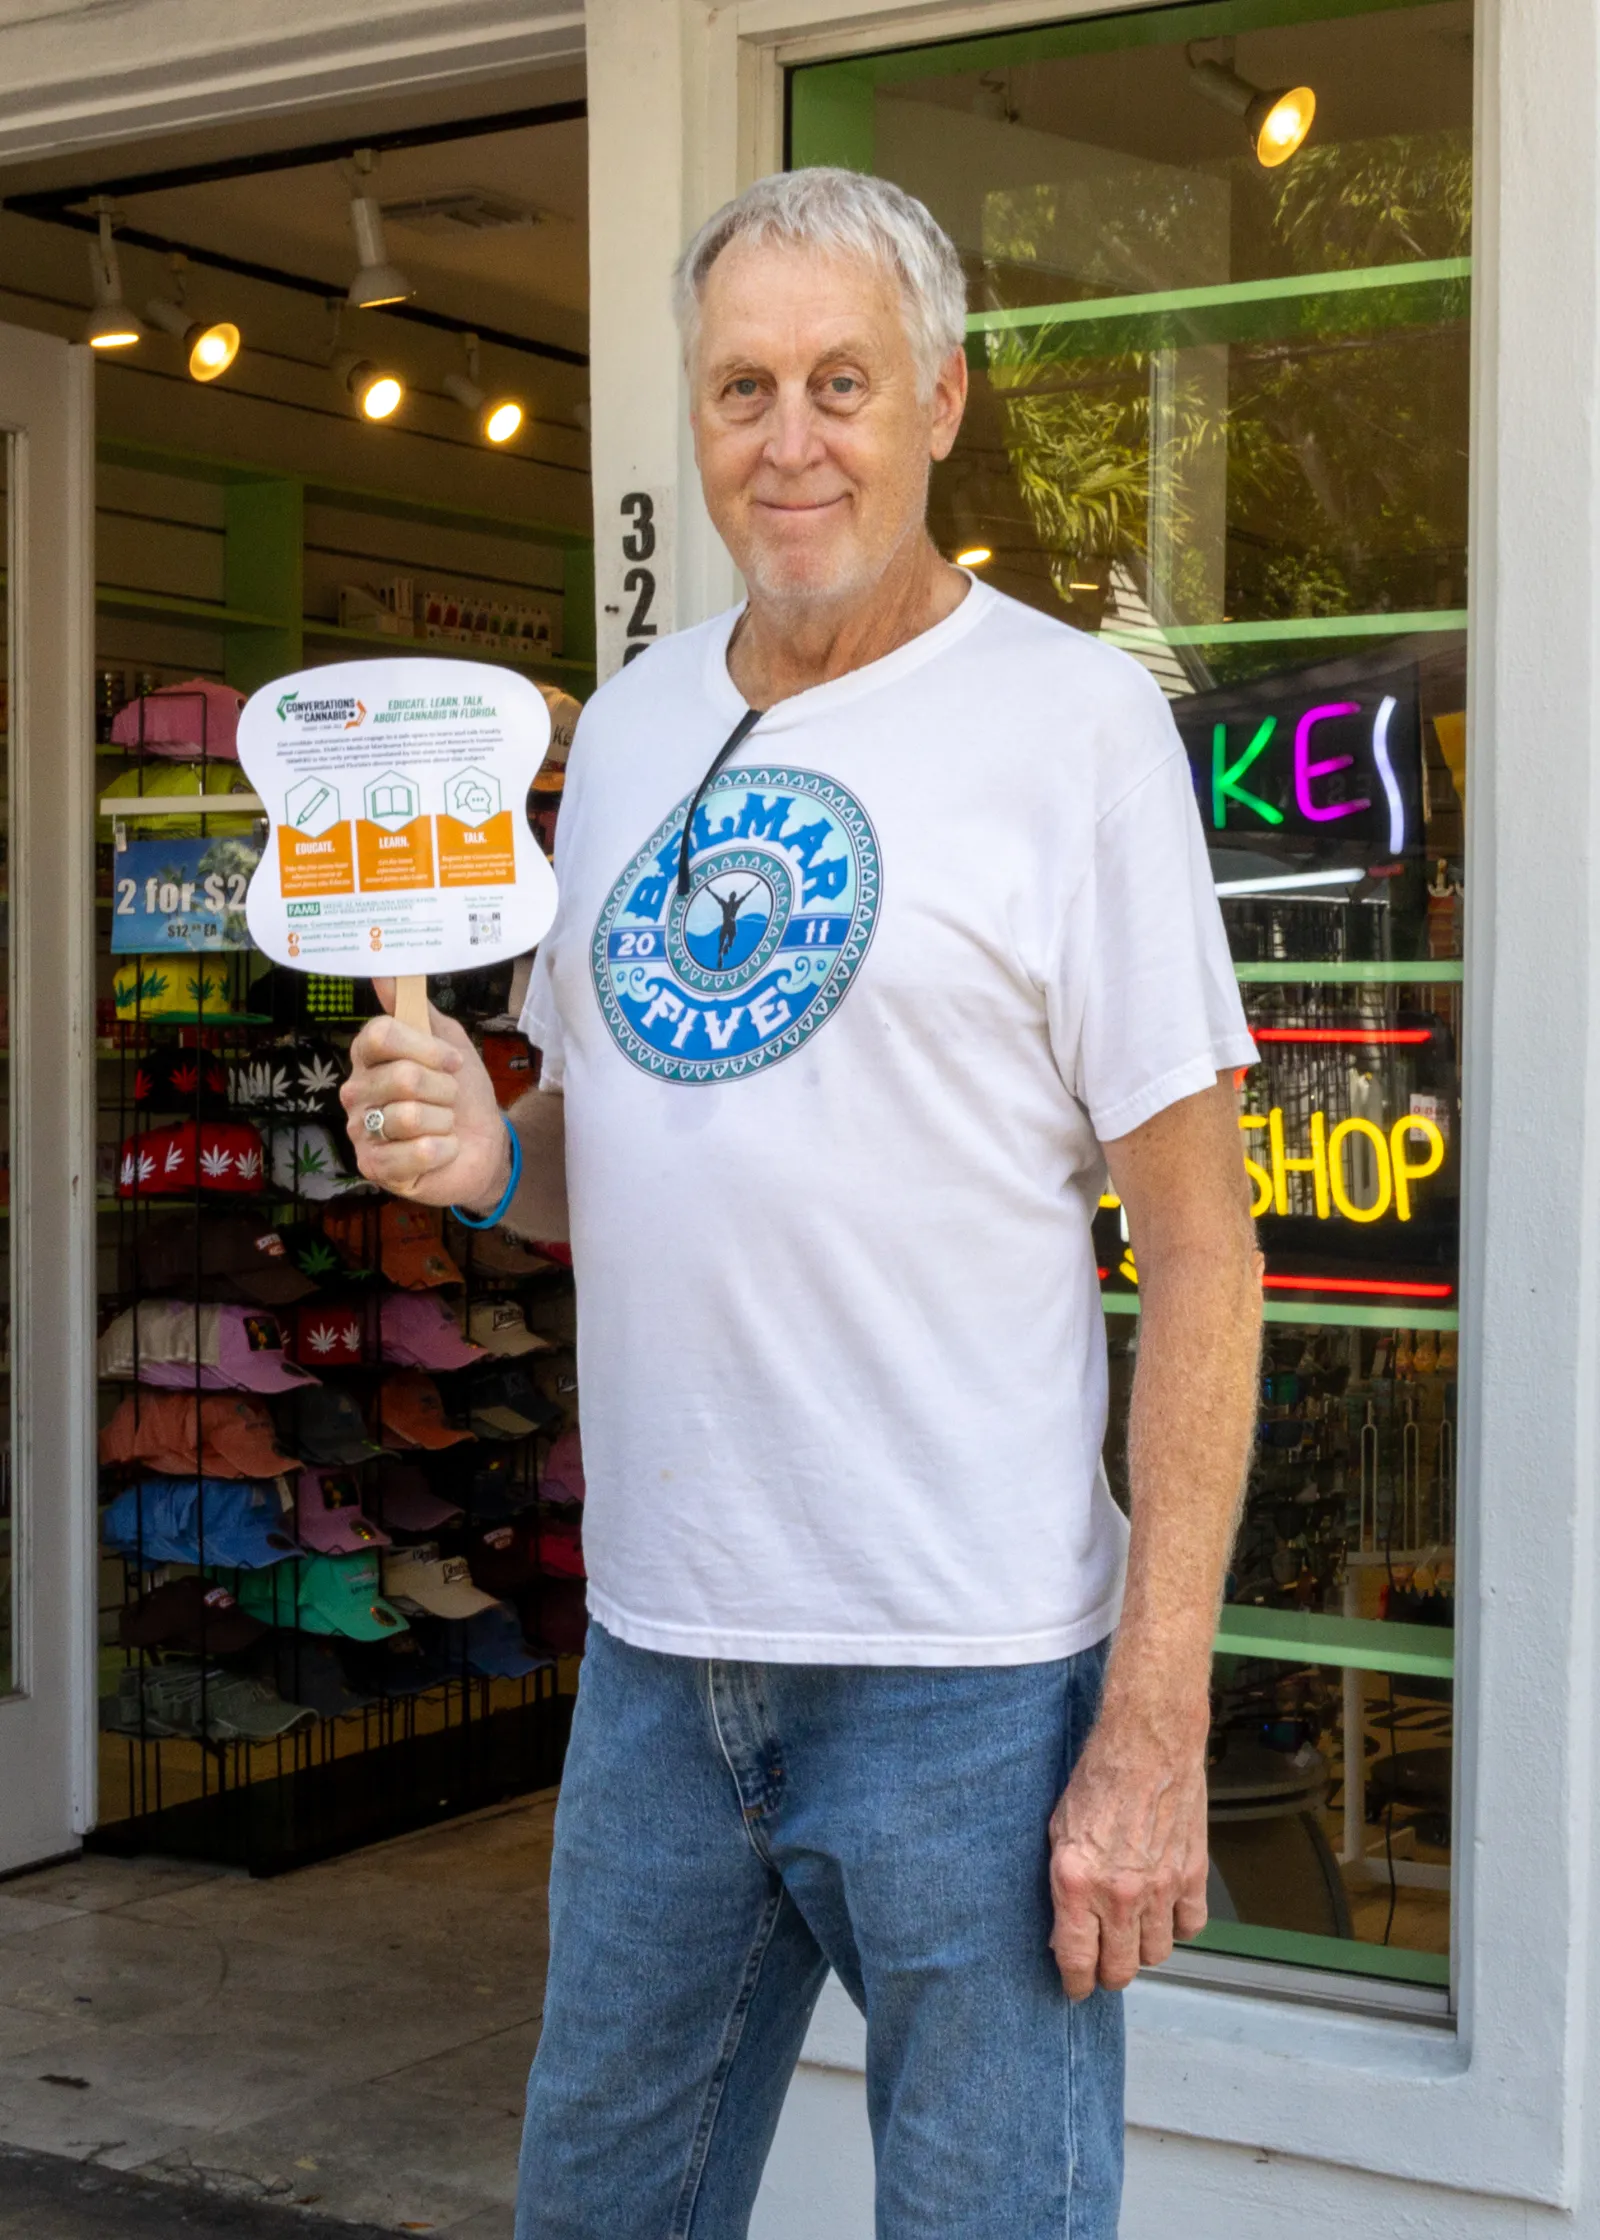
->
xmin=1047 ymin=1707 xmax=1210 ymax=1999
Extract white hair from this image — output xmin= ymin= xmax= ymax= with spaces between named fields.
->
xmin=672 ymin=167 xmax=968 ymax=397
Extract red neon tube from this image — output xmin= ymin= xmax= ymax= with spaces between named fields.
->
xmin=1262 ymin=1273 xmax=1454 ymax=1299
xmin=1251 ymin=1027 xmax=1432 ymax=1046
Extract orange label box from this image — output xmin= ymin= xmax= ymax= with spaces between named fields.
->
xmin=280 ymin=822 xmax=356 ymax=897
xmin=356 ymin=817 xmax=435 ymax=892
xmin=437 ymin=810 xmax=515 ymax=887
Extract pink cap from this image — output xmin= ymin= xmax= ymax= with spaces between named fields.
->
xmin=110 ymin=679 xmax=243 ymax=759
xmin=215 ymin=1305 xmax=320 ymax=1393
xmin=379 ymin=1293 xmax=485 ymax=1372
xmin=295 ymin=1467 xmax=392 ymax=1555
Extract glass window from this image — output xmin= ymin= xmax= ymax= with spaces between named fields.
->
xmin=793 ymin=0 xmax=1469 ymax=2000
xmin=0 ymin=439 xmax=11 ymax=1700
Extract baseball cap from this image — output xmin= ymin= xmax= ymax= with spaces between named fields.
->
xmin=462 ymin=1514 xmax=536 ymax=1597
xmin=229 ymin=1038 xmax=346 ymax=1123
xmin=118 ymin=1577 xmax=266 ymax=1656
xmin=241 ymin=1631 xmax=376 ymax=1718
xmin=117 ymin=1121 xmax=266 ymax=1198
xmin=295 ymin=1467 xmax=391 ymax=1555
xmin=540 ymin=1428 xmax=585 ymax=1507
xmin=272 ymin=1384 xmax=381 ymax=1467
xmin=98 ymin=1301 xmax=318 ymax=1394
xmin=236 ymin=1552 xmax=408 ymax=1641
xmin=380 ymin=1203 xmax=462 ymax=1290
xmin=448 ymin=1447 xmax=538 ymax=1520
xmin=536 ymin=1517 xmax=586 ymax=1581
xmin=520 ymin=1575 xmax=588 ymax=1657
xmin=410 ymin=1600 xmax=548 ymax=1680
xmin=369 ymin=1459 xmax=462 ymax=1536
xmin=462 ymin=1299 xmax=552 ymax=1359
xmin=480 ymin=1032 xmax=535 ymax=1109
xmin=289 ymin=1302 xmax=372 ymax=1368
xmin=382 ymin=1541 xmax=499 ymax=1620
xmin=111 ymin=951 xmax=248 ymax=1018
xmin=111 ymin=678 xmax=244 ymax=759
xmin=443 ymin=1218 xmax=555 ymax=1282
xmin=267 ymin=1122 xmax=373 ymax=1201
xmin=379 ymin=1371 xmax=473 ymax=1451
xmin=380 ymin=1294 xmax=484 ymax=1372
xmin=100 ymin=1662 xmax=316 ymax=1744
xmin=101 ymin=1479 xmax=299 ymax=1569
xmin=337 ymin=1630 xmax=452 ymax=1698
xmin=135 ymin=1214 xmax=319 ymax=1308
xmin=130 ymin=1047 xmax=231 ymax=1117
xmin=100 ymin=1392 xmax=298 ymax=1479
xmin=463 ymin=1363 xmax=562 ymax=1441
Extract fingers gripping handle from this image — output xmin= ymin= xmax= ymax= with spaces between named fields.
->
xmin=387 ymin=975 xmax=429 ymax=1194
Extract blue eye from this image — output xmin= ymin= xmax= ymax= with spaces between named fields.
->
xmin=827 ymin=376 xmax=857 ymax=394
xmin=729 ymin=378 xmax=760 ymax=398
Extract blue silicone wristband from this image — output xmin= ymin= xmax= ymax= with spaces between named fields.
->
xmin=452 ymin=1114 xmax=522 ymax=1229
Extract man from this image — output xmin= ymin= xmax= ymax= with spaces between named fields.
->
xmin=343 ymin=168 xmax=1261 ymax=2239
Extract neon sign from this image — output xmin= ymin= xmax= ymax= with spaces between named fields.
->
xmin=1179 ymin=657 xmax=1421 ymax=863
xmin=1239 ymin=1107 xmax=1444 ymax=1223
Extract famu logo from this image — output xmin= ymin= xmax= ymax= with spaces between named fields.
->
xmin=286 ymin=901 xmax=321 ymax=918
xmin=592 ymin=766 xmax=879 ymax=1084
xmin=276 ymin=691 xmax=366 ymax=729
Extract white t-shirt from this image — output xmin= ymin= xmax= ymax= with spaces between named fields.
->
xmin=521 ymin=578 xmax=1256 ymax=1665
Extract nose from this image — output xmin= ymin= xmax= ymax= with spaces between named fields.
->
xmin=763 ymin=382 xmax=826 ymax=477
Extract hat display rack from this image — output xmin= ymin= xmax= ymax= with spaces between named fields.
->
xmin=92 ymin=682 xmax=582 ymax=1874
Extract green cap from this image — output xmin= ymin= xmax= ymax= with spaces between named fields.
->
xmin=236 ymin=1553 xmax=408 ymax=1642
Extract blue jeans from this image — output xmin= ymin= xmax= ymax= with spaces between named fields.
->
xmin=516 ymin=1623 xmax=1123 ymax=2240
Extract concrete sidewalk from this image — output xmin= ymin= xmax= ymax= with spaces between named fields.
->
xmin=0 ymin=2141 xmax=396 ymax=2237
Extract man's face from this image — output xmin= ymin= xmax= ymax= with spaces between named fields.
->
xmin=689 ymin=239 xmax=967 ymax=608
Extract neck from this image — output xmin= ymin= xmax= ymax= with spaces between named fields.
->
xmin=727 ymin=529 xmax=969 ymax=709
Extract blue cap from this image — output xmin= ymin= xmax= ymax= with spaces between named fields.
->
xmin=102 ymin=1479 xmax=299 ymax=1570
xmin=462 ymin=1599 xmax=548 ymax=1678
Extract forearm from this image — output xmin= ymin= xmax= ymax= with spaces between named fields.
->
xmin=1101 ymin=1236 xmax=1262 ymax=1735
xmin=460 ymin=1087 xmax=570 ymax=1240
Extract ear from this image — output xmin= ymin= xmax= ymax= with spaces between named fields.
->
xmin=928 ymin=343 xmax=969 ymax=463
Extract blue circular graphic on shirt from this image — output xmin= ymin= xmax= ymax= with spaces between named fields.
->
xmin=591 ymin=766 xmax=879 ymax=1083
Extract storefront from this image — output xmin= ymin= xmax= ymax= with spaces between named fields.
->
xmin=0 ymin=0 xmax=1595 ymax=2231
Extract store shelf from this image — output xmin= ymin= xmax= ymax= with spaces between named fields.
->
xmin=1215 ymin=1604 xmax=1453 ymax=1680
xmin=1235 ymin=962 xmax=1463 ymax=984
xmin=301 ymin=621 xmax=594 ymax=680
xmin=1102 ymin=1293 xmax=1458 ymax=1332
xmin=96 ymin=587 xmax=285 ymax=632
xmin=1182 ymin=1919 xmax=1449 ymax=1987
xmin=1102 ymin=609 xmax=1466 ymax=650
xmin=968 ymin=256 xmax=1471 ymax=358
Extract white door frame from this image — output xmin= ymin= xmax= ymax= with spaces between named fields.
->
xmin=0 ymin=320 xmax=95 ymax=1868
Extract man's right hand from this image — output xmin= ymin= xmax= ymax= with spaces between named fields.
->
xmin=341 ymin=979 xmax=509 ymax=1211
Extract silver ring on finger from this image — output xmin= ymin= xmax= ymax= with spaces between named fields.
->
xmin=363 ymin=1106 xmax=388 ymax=1141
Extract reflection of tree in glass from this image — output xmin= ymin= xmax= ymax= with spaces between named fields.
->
xmin=977 ymin=133 xmax=1472 ymax=633
xmin=197 ymin=837 xmax=257 ymax=946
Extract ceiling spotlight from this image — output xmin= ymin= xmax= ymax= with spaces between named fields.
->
xmin=346 ymin=154 xmax=413 ymax=307
xmin=145 ymin=297 xmax=240 ymax=382
xmin=83 ymin=203 xmax=143 ymax=351
xmin=1187 ymin=43 xmax=1315 ymax=167
xmin=336 ymin=353 xmax=405 ymax=421
xmin=954 ymin=544 xmax=993 ymax=569
xmin=444 ymin=335 xmax=524 ymax=446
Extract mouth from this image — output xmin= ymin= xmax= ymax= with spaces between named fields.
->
xmin=751 ymin=494 xmax=850 ymax=520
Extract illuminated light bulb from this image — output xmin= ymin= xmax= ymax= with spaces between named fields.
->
xmin=1189 ymin=47 xmax=1316 ymax=170
xmin=483 ymin=399 xmax=524 ymax=444
xmin=955 ymin=544 xmax=992 ymax=568
xmin=337 ymin=355 xmax=405 ymax=421
xmin=359 ymin=372 xmax=403 ymax=420
xmin=444 ymin=365 xmax=525 ymax=447
xmin=85 ymin=305 xmax=142 ymax=350
xmin=145 ymin=298 xmax=241 ymax=382
xmin=1252 ymin=85 xmax=1315 ymax=167
xmin=187 ymin=321 xmax=240 ymax=379
xmin=83 ymin=207 xmax=145 ymax=351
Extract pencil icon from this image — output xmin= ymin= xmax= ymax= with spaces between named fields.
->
xmin=294 ymin=786 xmax=332 ymax=828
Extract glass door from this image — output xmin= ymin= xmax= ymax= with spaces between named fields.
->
xmin=0 ymin=319 xmax=96 ymax=1870
xmin=793 ymin=0 xmax=1470 ymax=2002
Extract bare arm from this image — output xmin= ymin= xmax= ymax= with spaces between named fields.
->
xmin=340 ymin=977 xmax=569 ymax=1239
xmin=1048 ymin=1072 xmax=1261 ymax=1999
